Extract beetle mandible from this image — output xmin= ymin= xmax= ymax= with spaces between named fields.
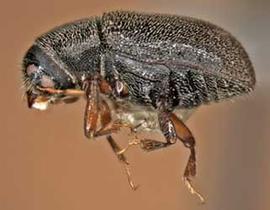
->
xmin=22 ymin=10 xmax=256 ymax=202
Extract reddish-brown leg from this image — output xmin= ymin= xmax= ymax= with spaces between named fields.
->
xmin=99 ymin=78 xmax=112 ymax=95
xmin=37 ymin=87 xmax=85 ymax=96
xmin=92 ymin=99 xmax=123 ymax=137
xmin=170 ymin=113 xmax=196 ymax=177
xmin=98 ymin=99 xmax=129 ymax=163
xmin=83 ymin=77 xmax=131 ymax=138
xmin=84 ymin=79 xmax=99 ymax=139
xmin=170 ymin=113 xmax=205 ymax=203
xmin=139 ymin=110 xmax=205 ymax=203
xmin=97 ymin=98 xmax=138 ymax=190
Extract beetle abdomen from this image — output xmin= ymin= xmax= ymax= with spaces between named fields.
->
xmin=170 ymin=68 xmax=253 ymax=108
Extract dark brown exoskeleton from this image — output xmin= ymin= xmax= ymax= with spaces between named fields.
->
xmin=22 ymin=11 xmax=256 ymax=202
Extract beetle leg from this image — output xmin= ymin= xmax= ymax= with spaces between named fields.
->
xmin=98 ymin=99 xmax=113 ymax=129
xmin=84 ymin=79 xmax=132 ymax=138
xmin=170 ymin=113 xmax=205 ymax=203
xmin=84 ymin=79 xmax=99 ymax=139
xmin=169 ymin=113 xmax=196 ymax=176
xmin=107 ymin=136 xmax=138 ymax=190
xmin=96 ymin=99 xmax=138 ymax=190
xmin=140 ymin=111 xmax=178 ymax=151
xmin=116 ymin=111 xmax=177 ymax=154
xmin=84 ymin=78 xmax=122 ymax=138
xmin=94 ymin=99 xmax=121 ymax=136
xmin=99 ymin=78 xmax=112 ymax=95
xmin=84 ymin=78 xmax=117 ymax=139
xmin=116 ymin=135 xmax=141 ymax=155
xmin=114 ymin=80 xmax=129 ymax=97
xmin=115 ymin=120 xmax=150 ymax=155
xmin=92 ymin=99 xmax=129 ymax=137
xmin=139 ymin=110 xmax=205 ymax=203
xmin=107 ymin=135 xmax=128 ymax=164
xmin=116 ymin=111 xmax=176 ymax=157
xmin=38 ymin=87 xmax=85 ymax=96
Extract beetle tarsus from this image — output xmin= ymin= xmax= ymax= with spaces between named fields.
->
xmin=183 ymin=176 xmax=205 ymax=203
xmin=124 ymin=164 xmax=139 ymax=191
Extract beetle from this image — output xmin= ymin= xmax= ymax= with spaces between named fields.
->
xmin=22 ymin=10 xmax=256 ymax=202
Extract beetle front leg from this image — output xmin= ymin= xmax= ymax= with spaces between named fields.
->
xmin=84 ymin=79 xmax=133 ymax=139
xmin=84 ymin=79 xmax=99 ymax=139
xmin=38 ymin=87 xmax=85 ymax=96
xmin=97 ymin=99 xmax=138 ymax=190
xmin=99 ymin=101 xmax=128 ymax=163
xmin=84 ymin=79 xmax=122 ymax=138
xmin=92 ymin=99 xmax=129 ymax=137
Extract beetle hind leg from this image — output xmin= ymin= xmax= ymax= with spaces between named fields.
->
xmin=139 ymin=111 xmax=178 ymax=151
xmin=139 ymin=110 xmax=205 ymax=203
xmin=170 ymin=112 xmax=205 ymax=203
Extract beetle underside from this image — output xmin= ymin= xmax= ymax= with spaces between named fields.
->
xmin=26 ymin=74 xmax=205 ymax=203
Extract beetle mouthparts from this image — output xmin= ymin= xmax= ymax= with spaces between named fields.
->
xmin=26 ymin=91 xmax=49 ymax=111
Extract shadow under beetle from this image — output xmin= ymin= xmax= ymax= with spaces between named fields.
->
xmin=22 ymin=11 xmax=256 ymax=202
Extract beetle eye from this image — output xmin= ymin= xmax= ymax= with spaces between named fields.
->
xmin=26 ymin=64 xmax=39 ymax=76
xmin=26 ymin=64 xmax=55 ymax=88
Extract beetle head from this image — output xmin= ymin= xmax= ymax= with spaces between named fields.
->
xmin=22 ymin=45 xmax=78 ymax=110
xmin=22 ymin=18 xmax=102 ymax=110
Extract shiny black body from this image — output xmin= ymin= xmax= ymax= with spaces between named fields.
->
xmin=23 ymin=10 xmax=256 ymax=111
